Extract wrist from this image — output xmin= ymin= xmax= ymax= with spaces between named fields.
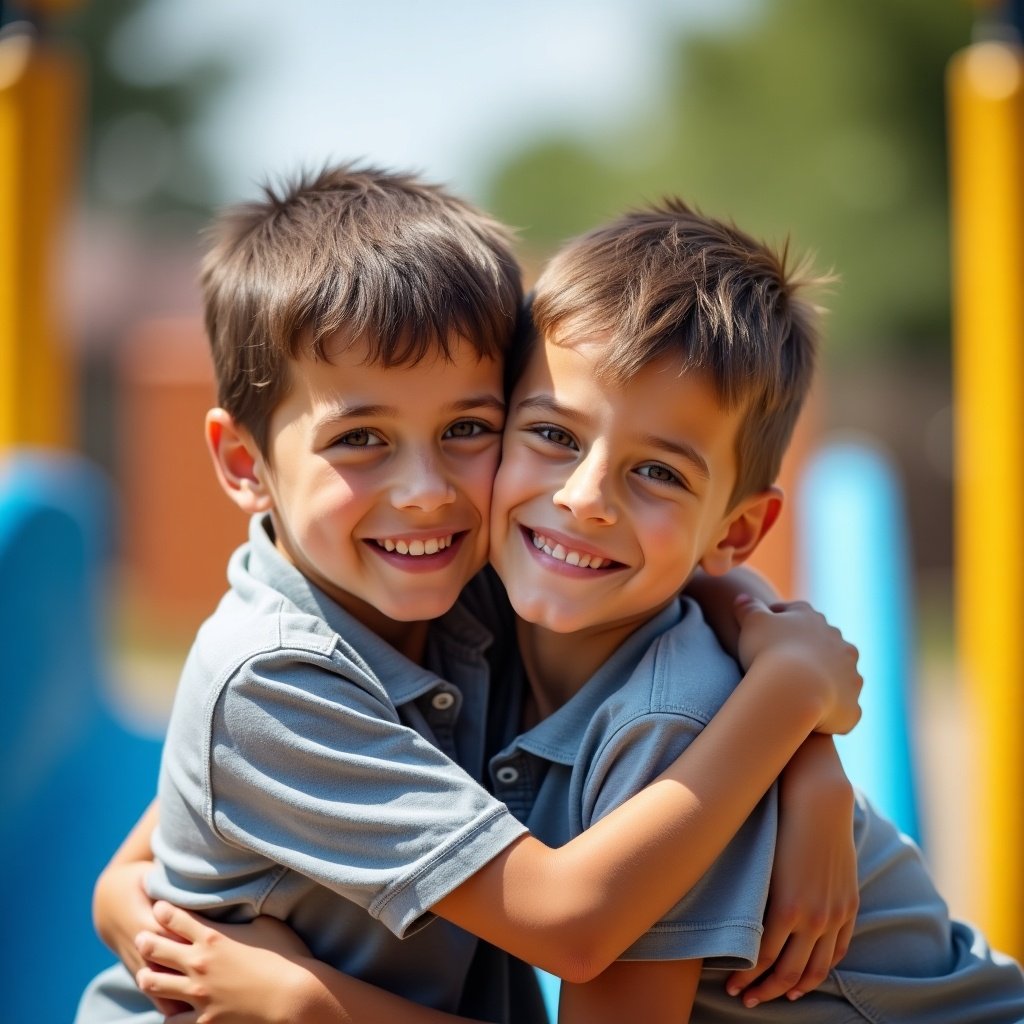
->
xmin=745 ymin=647 xmax=830 ymax=727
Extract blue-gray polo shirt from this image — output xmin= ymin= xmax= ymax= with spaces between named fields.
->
xmin=492 ymin=598 xmax=1024 ymax=1022
xmin=490 ymin=598 xmax=777 ymax=969
xmin=76 ymin=515 xmax=532 ymax=1023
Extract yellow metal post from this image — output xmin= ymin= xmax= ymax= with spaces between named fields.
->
xmin=0 ymin=25 xmax=82 ymax=448
xmin=947 ymin=40 xmax=1024 ymax=960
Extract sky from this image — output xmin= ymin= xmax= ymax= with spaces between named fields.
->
xmin=108 ymin=0 xmax=751 ymax=203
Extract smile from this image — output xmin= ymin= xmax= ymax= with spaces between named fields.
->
xmin=374 ymin=534 xmax=454 ymax=556
xmin=530 ymin=531 xmax=615 ymax=570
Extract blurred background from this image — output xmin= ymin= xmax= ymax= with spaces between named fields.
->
xmin=3 ymin=0 xmax=1022 ymax=1016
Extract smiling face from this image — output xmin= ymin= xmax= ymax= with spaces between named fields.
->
xmin=225 ymin=332 xmax=505 ymax=645
xmin=490 ymin=334 xmax=775 ymax=641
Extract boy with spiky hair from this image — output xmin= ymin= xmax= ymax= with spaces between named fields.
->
xmin=135 ymin=199 xmax=1022 ymax=1023
xmin=77 ymin=168 xmax=862 ymax=1024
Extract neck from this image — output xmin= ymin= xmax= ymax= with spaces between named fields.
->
xmin=515 ymin=612 xmax=661 ymax=723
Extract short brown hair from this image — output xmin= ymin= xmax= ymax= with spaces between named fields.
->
xmin=525 ymin=199 xmax=824 ymax=505
xmin=201 ymin=164 xmax=522 ymax=453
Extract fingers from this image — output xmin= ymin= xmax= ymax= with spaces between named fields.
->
xmin=830 ymin=916 xmax=855 ymax=968
xmin=733 ymin=593 xmax=770 ymax=622
xmin=153 ymin=900 xmax=206 ymax=941
xmin=737 ymin=928 xmax=817 ymax=1008
xmin=135 ymin=930 xmax=192 ymax=972
xmin=136 ymin=964 xmax=196 ymax=1005
xmin=725 ymin=914 xmax=790 ymax=996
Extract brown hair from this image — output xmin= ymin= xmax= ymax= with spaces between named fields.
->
xmin=201 ymin=163 xmax=522 ymax=454
xmin=525 ymin=199 xmax=825 ymax=505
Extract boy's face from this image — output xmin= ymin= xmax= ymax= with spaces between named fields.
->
xmin=491 ymin=333 xmax=760 ymax=636
xmin=251 ymin=333 xmax=505 ymax=635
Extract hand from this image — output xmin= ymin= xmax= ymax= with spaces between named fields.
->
xmin=92 ymin=860 xmax=189 ymax=1017
xmin=135 ymin=902 xmax=312 ymax=1024
xmin=725 ymin=738 xmax=858 ymax=1007
xmin=734 ymin=596 xmax=862 ymax=735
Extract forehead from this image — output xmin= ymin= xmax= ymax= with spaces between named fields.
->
xmin=278 ymin=331 xmax=504 ymax=420
xmin=517 ymin=332 xmax=745 ymax=478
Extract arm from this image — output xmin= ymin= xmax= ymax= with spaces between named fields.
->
xmin=559 ymin=959 xmax=702 ymax=1024
xmin=434 ymin=597 xmax=860 ymax=982
xmin=92 ymin=799 xmax=159 ymax=969
xmin=92 ymin=800 xmax=188 ymax=1017
xmin=725 ymin=734 xmax=858 ymax=1007
xmin=136 ymin=904 xmax=485 ymax=1024
xmin=126 ymin=599 xmax=858 ymax=996
xmin=684 ymin=564 xmax=780 ymax=658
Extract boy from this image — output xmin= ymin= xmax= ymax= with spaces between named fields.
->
xmin=77 ymin=167 xmax=861 ymax=1024
xmin=136 ymin=199 xmax=1024 ymax=1023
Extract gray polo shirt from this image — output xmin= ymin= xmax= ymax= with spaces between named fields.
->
xmin=495 ymin=598 xmax=1024 ymax=1023
xmin=491 ymin=599 xmax=776 ymax=968
xmin=76 ymin=515 xmax=532 ymax=1023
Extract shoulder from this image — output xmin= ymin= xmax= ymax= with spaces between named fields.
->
xmin=169 ymin=578 xmax=391 ymax=747
xmin=600 ymin=600 xmax=743 ymax=730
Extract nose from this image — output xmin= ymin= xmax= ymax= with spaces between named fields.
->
xmin=553 ymin=449 xmax=617 ymax=524
xmin=390 ymin=449 xmax=457 ymax=512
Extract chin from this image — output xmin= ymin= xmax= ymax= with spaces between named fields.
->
xmin=507 ymin=593 xmax=583 ymax=634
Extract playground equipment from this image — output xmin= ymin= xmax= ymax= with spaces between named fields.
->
xmin=0 ymin=452 xmax=164 ymax=1022
xmin=0 ymin=12 xmax=82 ymax=448
xmin=797 ymin=441 xmax=921 ymax=843
xmin=947 ymin=33 xmax=1024 ymax=959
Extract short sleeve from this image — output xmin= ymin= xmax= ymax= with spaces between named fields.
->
xmin=207 ymin=647 xmax=527 ymax=937
xmin=580 ymin=710 xmax=777 ymax=968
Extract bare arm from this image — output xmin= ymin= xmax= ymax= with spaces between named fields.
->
xmin=137 ymin=905 xmax=485 ymax=1024
xmin=684 ymin=564 xmax=780 ymax=659
xmin=92 ymin=800 xmax=189 ymax=1016
xmin=435 ymin=597 xmax=860 ymax=982
xmin=92 ymin=801 xmax=159 ymax=970
xmin=106 ymin=600 xmax=857 ymax=994
xmin=725 ymin=734 xmax=858 ymax=1007
xmin=559 ymin=959 xmax=702 ymax=1024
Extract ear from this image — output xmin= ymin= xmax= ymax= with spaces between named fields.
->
xmin=699 ymin=486 xmax=783 ymax=576
xmin=205 ymin=408 xmax=274 ymax=514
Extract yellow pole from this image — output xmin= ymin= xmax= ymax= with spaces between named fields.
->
xmin=947 ymin=40 xmax=1024 ymax=960
xmin=0 ymin=23 xmax=82 ymax=449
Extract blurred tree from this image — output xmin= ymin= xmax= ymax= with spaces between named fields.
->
xmin=485 ymin=0 xmax=971 ymax=355
xmin=51 ymin=0 xmax=236 ymax=231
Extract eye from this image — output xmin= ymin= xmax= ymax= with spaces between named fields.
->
xmin=334 ymin=428 xmax=384 ymax=448
xmin=636 ymin=463 xmax=685 ymax=488
xmin=532 ymin=425 xmax=577 ymax=449
xmin=444 ymin=419 xmax=490 ymax=439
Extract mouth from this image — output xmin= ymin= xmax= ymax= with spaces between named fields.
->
xmin=372 ymin=533 xmax=455 ymax=557
xmin=527 ymin=529 xmax=622 ymax=570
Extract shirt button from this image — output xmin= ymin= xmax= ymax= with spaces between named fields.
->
xmin=495 ymin=765 xmax=520 ymax=784
xmin=431 ymin=690 xmax=456 ymax=711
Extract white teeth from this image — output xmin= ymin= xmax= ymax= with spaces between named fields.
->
xmin=531 ymin=532 xmax=608 ymax=570
xmin=378 ymin=534 xmax=453 ymax=557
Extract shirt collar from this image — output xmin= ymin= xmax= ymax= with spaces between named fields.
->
xmin=512 ymin=601 xmax=688 ymax=765
xmin=238 ymin=514 xmax=494 ymax=704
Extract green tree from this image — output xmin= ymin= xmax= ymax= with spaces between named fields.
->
xmin=56 ymin=0 xmax=236 ymax=230
xmin=485 ymin=0 xmax=971 ymax=354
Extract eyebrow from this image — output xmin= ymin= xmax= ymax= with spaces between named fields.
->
xmin=516 ymin=395 xmax=711 ymax=482
xmin=313 ymin=394 xmax=506 ymax=432
xmin=514 ymin=395 xmax=586 ymax=422
xmin=641 ymin=434 xmax=711 ymax=482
